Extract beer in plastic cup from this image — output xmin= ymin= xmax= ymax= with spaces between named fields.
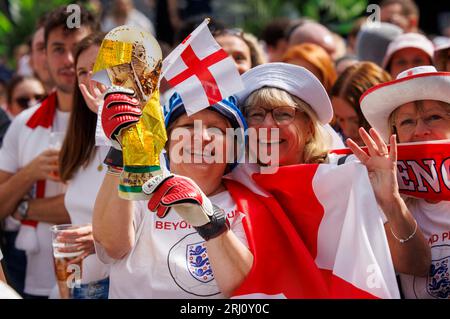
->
xmin=50 ymin=224 xmax=84 ymax=299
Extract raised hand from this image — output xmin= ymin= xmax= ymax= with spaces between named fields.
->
xmin=79 ymin=80 xmax=107 ymax=114
xmin=346 ymin=127 xmax=400 ymax=208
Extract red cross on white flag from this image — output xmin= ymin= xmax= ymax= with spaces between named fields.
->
xmin=162 ymin=19 xmax=245 ymax=115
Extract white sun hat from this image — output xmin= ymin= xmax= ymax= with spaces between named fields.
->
xmin=234 ymin=62 xmax=333 ymax=125
xmin=360 ymin=65 xmax=450 ymax=142
xmin=382 ymin=33 xmax=434 ymax=69
xmin=433 ymin=36 xmax=450 ymax=52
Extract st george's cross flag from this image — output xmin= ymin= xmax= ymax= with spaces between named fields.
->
xmin=225 ymin=161 xmax=401 ymax=299
xmin=161 ymin=19 xmax=244 ymax=115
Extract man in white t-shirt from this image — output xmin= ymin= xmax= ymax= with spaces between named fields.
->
xmin=0 ymin=6 xmax=96 ymax=298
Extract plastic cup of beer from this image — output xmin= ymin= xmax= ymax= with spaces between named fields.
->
xmin=50 ymin=224 xmax=84 ymax=299
xmin=48 ymin=132 xmax=64 ymax=179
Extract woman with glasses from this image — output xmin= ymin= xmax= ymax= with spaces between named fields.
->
xmin=359 ymin=65 xmax=450 ymax=299
xmin=5 ymin=75 xmax=45 ymax=118
xmin=234 ymin=63 xmax=430 ymax=281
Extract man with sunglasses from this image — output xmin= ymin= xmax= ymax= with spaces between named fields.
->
xmin=0 ymin=5 xmax=97 ymax=298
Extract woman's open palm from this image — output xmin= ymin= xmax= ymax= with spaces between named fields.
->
xmin=347 ymin=128 xmax=399 ymax=207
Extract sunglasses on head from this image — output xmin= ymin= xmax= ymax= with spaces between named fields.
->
xmin=15 ymin=94 xmax=46 ymax=109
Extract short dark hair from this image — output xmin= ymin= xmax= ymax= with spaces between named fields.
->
xmin=30 ymin=13 xmax=49 ymax=53
xmin=44 ymin=5 xmax=98 ymax=47
xmin=380 ymin=0 xmax=419 ymax=18
xmin=6 ymin=75 xmax=43 ymax=105
xmin=36 ymin=12 xmax=49 ymax=30
xmin=260 ymin=17 xmax=292 ymax=47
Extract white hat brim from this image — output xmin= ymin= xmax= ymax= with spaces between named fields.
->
xmin=360 ymin=72 xmax=450 ymax=141
xmin=235 ymin=63 xmax=333 ymax=125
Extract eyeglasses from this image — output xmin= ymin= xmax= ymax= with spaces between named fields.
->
xmin=245 ymin=106 xmax=300 ymax=126
xmin=15 ymin=94 xmax=46 ymax=109
xmin=393 ymin=111 xmax=450 ymax=134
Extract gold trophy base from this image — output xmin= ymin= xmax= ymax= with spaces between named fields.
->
xmin=118 ymin=165 xmax=161 ymax=200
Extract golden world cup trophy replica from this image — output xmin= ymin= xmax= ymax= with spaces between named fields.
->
xmin=93 ymin=26 xmax=167 ymax=200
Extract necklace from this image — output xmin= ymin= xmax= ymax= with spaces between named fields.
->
xmin=96 ymin=147 xmax=104 ymax=172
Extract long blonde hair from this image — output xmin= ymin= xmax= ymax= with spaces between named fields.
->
xmin=244 ymin=87 xmax=331 ymax=164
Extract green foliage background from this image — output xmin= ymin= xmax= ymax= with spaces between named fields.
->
xmin=0 ymin=0 xmax=72 ymax=64
xmin=0 ymin=0 xmax=368 ymax=67
xmin=238 ymin=0 xmax=368 ymax=36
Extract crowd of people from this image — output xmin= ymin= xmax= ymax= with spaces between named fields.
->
xmin=0 ymin=0 xmax=449 ymax=299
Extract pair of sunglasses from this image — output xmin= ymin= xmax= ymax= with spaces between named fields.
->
xmin=15 ymin=94 xmax=46 ymax=109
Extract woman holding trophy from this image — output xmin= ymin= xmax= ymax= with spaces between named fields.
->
xmin=91 ymin=24 xmax=258 ymax=298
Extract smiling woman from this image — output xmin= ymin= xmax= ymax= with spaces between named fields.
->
xmin=232 ymin=63 xmax=431 ymax=293
xmin=243 ymin=86 xmax=329 ymax=166
xmin=360 ymin=65 xmax=450 ymax=299
xmin=93 ymin=91 xmax=256 ymax=298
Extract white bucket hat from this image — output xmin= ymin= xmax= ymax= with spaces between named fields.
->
xmin=360 ymin=65 xmax=450 ymax=141
xmin=382 ymin=33 xmax=434 ymax=69
xmin=433 ymin=37 xmax=450 ymax=52
xmin=234 ymin=62 xmax=333 ymax=125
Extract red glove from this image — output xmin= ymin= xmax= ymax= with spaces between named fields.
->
xmin=101 ymin=87 xmax=141 ymax=148
xmin=143 ymin=174 xmax=229 ymax=241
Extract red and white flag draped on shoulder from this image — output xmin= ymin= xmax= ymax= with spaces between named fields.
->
xmin=161 ymin=19 xmax=244 ymax=115
xmin=224 ymin=162 xmax=400 ymax=299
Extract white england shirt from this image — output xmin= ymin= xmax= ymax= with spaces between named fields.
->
xmin=96 ymin=190 xmax=248 ymax=298
xmin=400 ymin=199 xmax=450 ymax=299
xmin=0 ymin=103 xmax=69 ymax=296
xmin=64 ymin=146 xmax=110 ymax=284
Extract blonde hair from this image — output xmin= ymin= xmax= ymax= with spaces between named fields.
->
xmin=244 ymin=87 xmax=331 ymax=164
